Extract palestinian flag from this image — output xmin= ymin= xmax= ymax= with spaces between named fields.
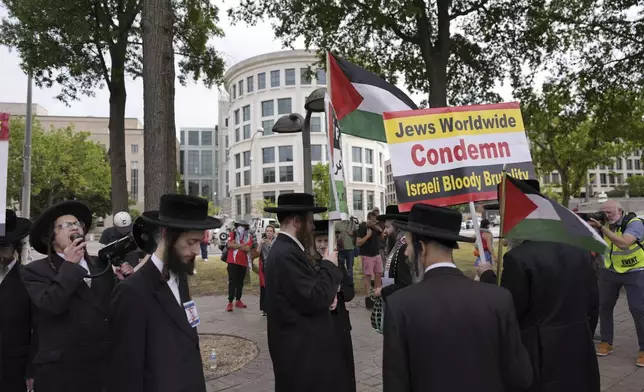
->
xmin=502 ymin=175 xmax=607 ymax=254
xmin=328 ymin=52 xmax=417 ymax=142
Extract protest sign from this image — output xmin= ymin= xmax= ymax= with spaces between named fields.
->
xmin=325 ymin=94 xmax=350 ymax=220
xmin=0 ymin=113 xmax=9 ymax=235
xmin=383 ymin=102 xmax=534 ymax=211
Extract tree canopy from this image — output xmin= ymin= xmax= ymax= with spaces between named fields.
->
xmin=7 ymin=117 xmax=112 ymax=218
xmin=313 ymin=163 xmax=330 ymax=218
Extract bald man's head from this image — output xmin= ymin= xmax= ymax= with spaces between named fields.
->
xmin=601 ymin=199 xmax=623 ymax=224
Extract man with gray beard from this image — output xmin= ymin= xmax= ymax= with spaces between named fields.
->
xmin=264 ymin=193 xmax=344 ymax=392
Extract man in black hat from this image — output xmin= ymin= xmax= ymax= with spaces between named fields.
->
xmin=108 ymin=194 xmax=222 ymax=392
xmin=383 ymin=203 xmax=533 ymax=392
xmin=21 ymin=200 xmax=126 ymax=392
xmin=478 ymin=179 xmax=600 ymax=392
xmin=264 ymin=193 xmax=344 ymax=392
xmin=0 ymin=210 xmax=35 ymax=392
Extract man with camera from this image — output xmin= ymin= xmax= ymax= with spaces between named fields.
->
xmin=589 ymin=199 xmax=644 ymax=367
xmin=99 ymin=211 xmax=143 ymax=272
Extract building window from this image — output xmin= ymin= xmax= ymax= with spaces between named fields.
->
xmin=238 ymin=80 xmax=244 ymax=96
xmin=380 ymin=192 xmax=385 ymax=211
xmin=263 ymin=147 xmax=275 ymax=164
xmin=353 ymin=190 xmax=363 ymax=211
xmin=261 ymin=100 xmax=274 ymax=117
xmin=225 ymin=135 xmax=229 ymax=148
xmin=600 ymin=173 xmax=607 ymax=185
xmin=246 ymin=75 xmax=254 ymax=93
xmin=285 ymin=68 xmax=296 ymax=85
xmin=179 ymin=150 xmax=185 ymax=175
xmin=180 ymin=131 xmax=185 ymax=145
xmin=201 ymin=131 xmax=212 ymax=146
xmin=627 ymin=159 xmax=633 ymax=170
xmin=270 ymin=70 xmax=280 ymax=87
xmin=244 ymin=193 xmax=251 ymax=215
xmin=311 ymin=145 xmax=322 ymax=161
xmin=188 ymin=131 xmax=199 ymax=145
xmin=366 ymin=167 xmax=374 ymax=183
xmin=552 ymin=172 xmax=560 ymax=184
xmin=234 ymin=109 xmax=240 ymax=125
xmin=277 ymin=98 xmax=292 ymax=115
xmin=232 ymin=84 xmax=236 ymax=99
xmin=236 ymin=195 xmax=242 ymax=218
xmin=202 ymin=180 xmax=212 ymax=200
xmin=301 ymin=68 xmax=311 ymax=85
xmin=365 ymin=149 xmax=373 ymax=164
xmin=243 ymin=151 xmax=251 ymax=167
xmin=608 ymin=162 xmax=614 ymax=170
xmin=311 ymin=116 xmax=322 ymax=132
xmin=263 ymin=191 xmax=276 ymax=204
xmin=353 ymin=166 xmax=363 ymax=182
xmin=279 ymin=146 xmax=294 ymax=162
xmin=236 ymin=172 xmax=241 ymax=187
xmin=616 ymin=159 xmax=623 ymax=170
xmin=352 ymin=147 xmax=362 ymax=163
xmin=280 ymin=166 xmax=294 ymax=182
xmin=367 ymin=191 xmax=374 ymax=211
xmin=636 ymin=160 xmax=641 ymax=170
xmin=262 ymin=120 xmax=274 ymax=136
xmin=542 ymin=174 xmax=550 ymax=184
xmin=263 ymin=168 xmax=276 ymax=183
xmin=243 ymin=124 xmax=251 ymax=139
xmin=609 ymin=174 xmax=616 ymax=184
xmin=242 ymin=105 xmax=251 ymax=122
xmin=235 ymin=153 xmax=241 ymax=169
xmin=316 ymin=69 xmax=327 ymax=84
xmin=244 ymin=170 xmax=250 ymax=186
xmin=131 ymin=144 xmax=139 ymax=153
xmin=201 ymin=151 xmax=213 ymax=175
xmin=188 ymin=151 xmax=199 ymax=175
xmin=258 ymin=72 xmax=266 ymax=89
xmin=235 ymin=128 xmax=240 ymax=142
xmin=226 ymin=170 xmax=229 ymax=184
xmin=130 ymin=161 xmax=139 ymax=202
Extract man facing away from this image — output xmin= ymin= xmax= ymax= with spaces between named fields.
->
xmin=264 ymin=193 xmax=344 ymax=392
xmin=356 ymin=211 xmax=383 ymax=308
xmin=108 ymin=194 xmax=222 ymax=392
xmin=383 ymin=203 xmax=533 ymax=392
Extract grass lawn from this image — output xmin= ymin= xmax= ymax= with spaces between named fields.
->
xmin=189 ymin=243 xmax=482 ymax=298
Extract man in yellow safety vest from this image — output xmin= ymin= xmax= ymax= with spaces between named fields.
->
xmin=589 ymin=199 xmax=644 ymax=367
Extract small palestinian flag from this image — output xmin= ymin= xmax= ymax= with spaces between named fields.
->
xmin=328 ymin=52 xmax=417 ymax=142
xmin=502 ymin=175 xmax=607 ymax=254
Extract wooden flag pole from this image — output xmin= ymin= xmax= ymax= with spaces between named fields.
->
xmin=496 ymin=168 xmax=508 ymax=286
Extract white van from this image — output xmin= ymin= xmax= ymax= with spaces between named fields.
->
xmin=250 ymin=217 xmax=280 ymax=239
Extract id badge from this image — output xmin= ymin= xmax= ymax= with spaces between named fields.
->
xmin=183 ymin=300 xmax=200 ymax=327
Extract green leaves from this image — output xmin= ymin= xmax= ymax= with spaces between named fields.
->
xmin=312 ymin=163 xmax=330 ymax=218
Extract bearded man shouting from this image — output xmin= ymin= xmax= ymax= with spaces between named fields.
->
xmin=108 ymin=195 xmax=222 ymax=392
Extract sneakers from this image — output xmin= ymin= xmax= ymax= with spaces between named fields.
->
xmin=226 ymin=303 xmax=233 ymax=312
xmin=596 ymin=342 xmax=614 ymax=357
xmin=637 ymin=351 xmax=644 ymax=367
xmin=235 ymin=300 xmax=247 ymax=309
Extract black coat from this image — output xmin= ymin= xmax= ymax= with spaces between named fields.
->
xmin=480 ymin=241 xmax=600 ymax=392
xmin=21 ymin=254 xmax=115 ymax=392
xmin=384 ymin=267 xmax=533 ymax=392
xmin=381 ymin=243 xmax=412 ymax=300
xmin=330 ymin=263 xmax=356 ymax=392
xmin=266 ymin=234 xmax=344 ymax=392
xmin=0 ymin=264 xmax=35 ymax=392
xmin=108 ymin=259 xmax=206 ymax=392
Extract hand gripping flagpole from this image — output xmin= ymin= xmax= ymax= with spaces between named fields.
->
xmin=496 ymin=166 xmax=508 ymax=286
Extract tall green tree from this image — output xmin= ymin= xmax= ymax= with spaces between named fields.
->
xmin=1 ymin=0 xmax=226 ymax=213
xmin=229 ymin=0 xmax=564 ymax=107
xmin=519 ymin=80 xmax=644 ymax=207
xmin=7 ymin=118 xmax=112 ymax=218
xmin=312 ymin=163 xmax=330 ymax=218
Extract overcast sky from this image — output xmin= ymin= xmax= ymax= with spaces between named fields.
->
xmin=0 ymin=1 xmax=513 ymax=134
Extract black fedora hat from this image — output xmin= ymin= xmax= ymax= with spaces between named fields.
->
xmin=31 ymin=200 xmax=93 ymax=255
xmin=140 ymin=194 xmax=222 ymax=230
xmin=264 ymin=193 xmax=327 ymax=214
xmin=393 ymin=204 xmax=475 ymax=243
xmin=377 ymin=205 xmax=409 ymax=222
xmin=0 ymin=210 xmax=32 ymax=245
xmin=484 ymin=178 xmax=541 ymax=210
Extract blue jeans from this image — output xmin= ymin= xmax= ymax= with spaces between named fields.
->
xmin=338 ymin=250 xmax=354 ymax=282
xmin=200 ymin=243 xmax=208 ymax=259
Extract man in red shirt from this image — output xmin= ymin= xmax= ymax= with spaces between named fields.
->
xmin=199 ymin=230 xmax=210 ymax=261
xmin=225 ymin=221 xmax=252 ymax=311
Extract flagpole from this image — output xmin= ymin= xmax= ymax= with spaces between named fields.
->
xmin=469 ymin=202 xmax=487 ymax=275
xmin=496 ymin=167 xmax=508 ymax=285
xmin=326 ymin=51 xmax=337 ymax=249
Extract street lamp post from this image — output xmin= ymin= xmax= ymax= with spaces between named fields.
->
xmin=249 ymin=128 xmax=264 ymax=218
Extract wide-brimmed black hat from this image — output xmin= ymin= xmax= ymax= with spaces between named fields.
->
xmin=264 ymin=193 xmax=326 ymax=214
xmin=0 ymin=210 xmax=32 ymax=245
xmin=234 ymin=220 xmax=250 ymax=227
xmin=484 ymin=179 xmax=541 ymax=210
xmin=377 ymin=205 xmax=409 ymax=222
xmin=31 ymin=200 xmax=93 ymax=254
xmin=140 ymin=194 xmax=222 ymax=230
xmin=393 ymin=204 xmax=475 ymax=243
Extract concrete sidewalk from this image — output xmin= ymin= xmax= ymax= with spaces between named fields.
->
xmin=195 ymin=294 xmax=644 ymax=392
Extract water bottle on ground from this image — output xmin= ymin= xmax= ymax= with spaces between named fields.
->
xmin=209 ymin=350 xmax=217 ymax=370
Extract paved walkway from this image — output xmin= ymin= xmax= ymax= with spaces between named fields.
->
xmin=195 ymin=294 xmax=644 ymax=392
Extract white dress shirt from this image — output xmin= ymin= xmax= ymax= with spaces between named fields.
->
xmin=151 ymin=254 xmax=181 ymax=306
xmin=424 ymin=262 xmax=457 ymax=274
xmin=0 ymin=260 xmax=17 ymax=285
xmin=57 ymin=252 xmax=92 ymax=287
xmin=279 ymin=231 xmax=305 ymax=253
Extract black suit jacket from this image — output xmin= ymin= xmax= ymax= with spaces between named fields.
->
xmin=480 ymin=241 xmax=600 ymax=392
xmin=0 ymin=265 xmax=36 ymax=392
xmin=108 ymin=259 xmax=206 ymax=392
xmin=384 ymin=266 xmax=533 ymax=392
xmin=266 ymin=234 xmax=344 ymax=392
xmin=21 ymin=254 xmax=115 ymax=392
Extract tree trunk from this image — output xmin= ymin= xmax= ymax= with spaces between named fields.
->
xmin=423 ymin=0 xmax=450 ymax=108
xmin=142 ymin=0 xmax=177 ymax=211
xmin=108 ymin=49 xmax=129 ymax=214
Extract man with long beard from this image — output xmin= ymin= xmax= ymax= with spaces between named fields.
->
xmin=264 ymin=193 xmax=343 ymax=392
xmin=108 ymin=194 xmax=222 ymax=392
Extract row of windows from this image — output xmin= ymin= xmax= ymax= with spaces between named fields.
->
xmin=186 ymin=179 xmax=215 ymax=201
xmin=179 ymin=150 xmax=214 ymax=176
xmin=231 ymin=68 xmax=327 ymax=100
xmin=542 ymin=171 xmax=641 ymax=187
xmin=598 ymin=158 xmax=642 ymax=171
xmin=234 ymin=190 xmax=296 ymax=218
xmin=352 ymin=190 xmax=386 ymax=213
xmin=179 ymin=130 xmax=215 ymax=146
